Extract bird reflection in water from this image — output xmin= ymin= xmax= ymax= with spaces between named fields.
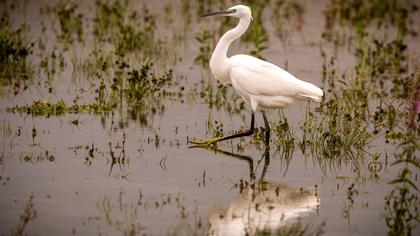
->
xmin=197 ymin=146 xmax=320 ymax=236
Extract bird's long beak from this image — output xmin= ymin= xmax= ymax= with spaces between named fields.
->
xmin=201 ymin=9 xmax=233 ymax=17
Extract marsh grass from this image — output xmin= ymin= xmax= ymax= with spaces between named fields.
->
xmin=270 ymin=0 xmax=304 ymax=49
xmin=385 ymin=128 xmax=420 ymax=235
xmin=11 ymin=50 xmax=179 ymax=125
xmin=298 ymin=28 xmax=416 ymax=165
xmin=93 ymin=0 xmax=160 ymax=57
xmin=249 ymin=21 xmax=268 ymax=60
xmin=44 ymin=0 xmax=179 ymax=125
xmin=45 ymin=1 xmax=84 ymax=47
xmin=0 ymin=7 xmax=32 ymax=91
xmin=323 ymin=0 xmax=418 ymax=46
xmin=36 ymin=3 xmax=81 ymax=88
xmin=264 ymin=10 xmax=418 ymax=178
xmin=194 ymin=29 xmax=212 ymax=68
xmin=321 ymin=1 xmax=419 ymax=233
xmin=38 ymin=48 xmax=65 ymax=89
xmin=197 ymin=73 xmax=245 ymax=113
xmin=35 ymin=0 xmax=171 ymax=98
xmin=301 ymin=102 xmax=372 ymax=160
xmin=8 ymin=99 xmax=113 ymax=117
xmin=205 ymin=113 xmax=224 ymax=138
xmin=72 ymin=47 xmax=114 ymax=80
xmin=272 ymin=114 xmax=296 ymax=159
xmin=243 ymin=0 xmax=270 ymax=59
xmin=119 ymin=59 xmax=178 ymax=125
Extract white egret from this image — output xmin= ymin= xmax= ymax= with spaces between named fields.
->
xmin=191 ymin=5 xmax=323 ymax=146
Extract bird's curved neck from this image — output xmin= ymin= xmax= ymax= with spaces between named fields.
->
xmin=212 ymin=18 xmax=250 ymax=61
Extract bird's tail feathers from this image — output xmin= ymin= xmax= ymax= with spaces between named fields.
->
xmin=297 ymin=82 xmax=323 ymax=102
xmin=299 ymin=94 xmax=322 ymax=102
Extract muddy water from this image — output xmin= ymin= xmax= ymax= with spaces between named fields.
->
xmin=1 ymin=0 xmax=419 ymax=235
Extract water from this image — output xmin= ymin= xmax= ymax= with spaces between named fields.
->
xmin=0 ymin=0 xmax=419 ymax=235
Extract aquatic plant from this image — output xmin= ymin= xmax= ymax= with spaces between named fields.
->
xmin=0 ymin=10 xmax=32 ymax=90
xmin=243 ymin=0 xmax=270 ymax=59
xmin=21 ymin=150 xmax=55 ymax=163
xmin=72 ymin=47 xmax=114 ymax=80
xmin=38 ymin=48 xmax=65 ymax=88
xmin=194 ymin=29 xmax=212 ymax=68
xmin=270 ymin=0 xmax=304 ymax=48
xmin=196 ymin=72 xmax=245 ymax=113
xmin=384 ymin=127 xmax=419 ymax=235
xmin=249 ymin=21 xmax=268 ymax=60
xmin=323 ymin=0 xmax=418 ymax=45
xmin=124 ymin=60 xmax=177 ymax=125
xmin=301 ymin=104 xmax=372 ymax=163
xmin=44 ymin=1 xmax=84 ymax=46
xmin=76 ymin=49 xmax=180 ymax=125
xmin=301 ymin=29 xmax=416 ymax=166
xmin=7 ymin=99 xmax=114 ymax=117
xmin=93 ymin=0 xmax=160 ymax=57
xmin=320 ymin=1 xmax=419 ymax=233
xmin=272 ymin=114 xmax=296 ymax=159
xmin=181 ymin=0 xmax=192 ymax=27
xmin=205 ymin=114 xmax=224 ymax=138
xmin=299 ymin=52 xmax=373 ymax=163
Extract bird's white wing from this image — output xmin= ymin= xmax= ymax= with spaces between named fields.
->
xmin=229 ymin=55 xmax=323 ymax=101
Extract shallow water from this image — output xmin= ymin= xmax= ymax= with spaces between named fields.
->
xmin=0 ymin=0 xmax=419 ymax=235
xmin=1 ymin=108 xmax=399 ymax=235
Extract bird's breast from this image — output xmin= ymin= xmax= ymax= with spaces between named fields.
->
xmin=209 ymin=58 xmax=231 ymax=85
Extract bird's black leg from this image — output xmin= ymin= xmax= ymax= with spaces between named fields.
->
xmin=261 ymin=111 xmax=270 ymax=145
xmin=189 ymin=112 xmax=255 ymax=146
xmin=218 ymin=112 xmax=254 ymax=142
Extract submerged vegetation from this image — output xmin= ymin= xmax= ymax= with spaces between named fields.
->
xmin=320 ymin=0 xmax=420 ymax=234
xmin=93 ymin=0 xmax=160 ymax=57
xmin=323 ymin=0 xmax=418 ymax=45
xmin=385 ymin=125 xmax=419 ymax=235
xmin=0 ymin=2 xmax=32 ymax=91
xmin=7 ymin=99 xmax=113 ymax=117
xmin=270 ymin=0 xmax=304 ymax=48
xmin=45 ymin=1 xmax=84 ymax=46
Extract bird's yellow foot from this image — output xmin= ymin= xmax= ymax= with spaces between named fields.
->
xmin=188 ymin=137 xmax=224 ymax=147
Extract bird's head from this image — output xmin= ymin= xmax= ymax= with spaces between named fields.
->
xmin=201 ymin=5 xmax=253 ymax=21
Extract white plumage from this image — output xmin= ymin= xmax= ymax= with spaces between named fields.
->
xmin=192 ymin=4 xmax=323 ymax=146
xmin=205 ymin=5 xmax=323 ymax=113
xmin=229 ymin=54 xmax=323 ymax=111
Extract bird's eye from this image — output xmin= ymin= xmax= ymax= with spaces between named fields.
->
xmin=230 ymin=9 xmax=236 ymax=13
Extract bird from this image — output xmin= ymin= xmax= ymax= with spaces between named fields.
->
xmin=190 ymin=5 xmax=323 ymax=146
